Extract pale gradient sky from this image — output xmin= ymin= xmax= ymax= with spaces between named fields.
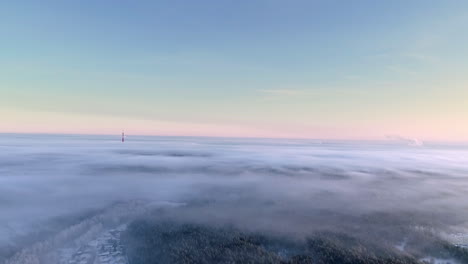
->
xmin=1 ymin=0 xmax=468 ymax=140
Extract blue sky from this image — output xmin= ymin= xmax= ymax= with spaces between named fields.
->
xmin=1 ymin=0 xmax=468 ymax=140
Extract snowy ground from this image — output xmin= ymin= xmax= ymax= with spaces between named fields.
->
xmin=4 ymin=201 xmax=181 ymax=264
xmin=54 ymin=225 xmax=128 ymax=264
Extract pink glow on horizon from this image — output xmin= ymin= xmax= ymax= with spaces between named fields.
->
xmin=2 ymin=110 xmax=468 ymax=141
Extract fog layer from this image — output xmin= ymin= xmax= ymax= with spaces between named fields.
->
xmin=1 ymin=134 xmax=468 ymax=263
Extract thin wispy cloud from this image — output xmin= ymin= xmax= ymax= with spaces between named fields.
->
xmin=386 ymin=65 xmax=419 ymax=77
xmin=257 ymin=89 xmax=315 ymax=102
xmin=259 ymin=89 xmax=308 ymax=96
xmin=258 ymin=88 xmax=366 ymax=101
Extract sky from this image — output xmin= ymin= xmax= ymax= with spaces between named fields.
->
xmin=1 ymin=0 xmax=467 ymax=140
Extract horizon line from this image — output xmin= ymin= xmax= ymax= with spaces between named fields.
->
xmin=1 ymin=131 xmax=468 ymax=144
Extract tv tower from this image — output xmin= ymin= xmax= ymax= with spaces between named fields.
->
xmin=121 ymin=131 xmax=125 ymax=143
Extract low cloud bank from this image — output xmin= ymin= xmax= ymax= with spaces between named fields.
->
xmin=1 ymin=134 xmax=468 ymax=262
